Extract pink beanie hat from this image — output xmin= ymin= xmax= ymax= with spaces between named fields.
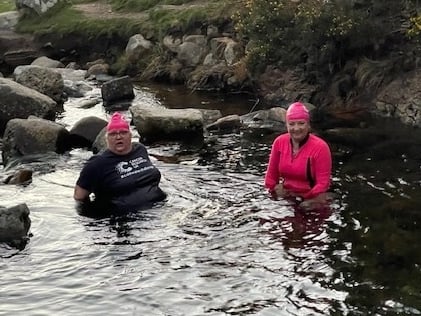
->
xmin=286 ymin=102 xmax=310 ymax=122
xmin=107 ymin=112 xmax=130 ymax=132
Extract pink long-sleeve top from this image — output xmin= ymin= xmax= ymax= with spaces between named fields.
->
xmin=265 ymin=133 xmax=332 ymax=199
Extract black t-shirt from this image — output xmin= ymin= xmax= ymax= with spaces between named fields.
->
xmin=76 ymin=143 xmax=166 ymax=212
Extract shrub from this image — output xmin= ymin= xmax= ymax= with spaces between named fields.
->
xmin=233 ymin=0 xmax=418 ymax=76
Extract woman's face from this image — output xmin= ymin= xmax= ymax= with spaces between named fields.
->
xmin=287 ymin=120 xmax=310 ymax=143
xmin=106 ymin=130 xmax=132 ymax=155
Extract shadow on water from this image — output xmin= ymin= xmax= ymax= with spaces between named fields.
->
xmin=259 ymin=205 xmax=333 ymax=250
xmin=316 ymin=118 xmax=421 ymax=315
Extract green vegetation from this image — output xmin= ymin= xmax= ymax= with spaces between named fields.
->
xmin=15 ymin=0 xmax=234 ymax=40
xmin=109 ymin=0 xmax=197 ymax=12
xmin=10 ymin=0 xmax=421 ymax=88
xmin=0 ymin=0 xmax=15 ymax=12
xmin=234 ymin=0 xmax=421 ymax=75
xmin=147 ymin=1 xmax=232 ymax=37
xmin=16 ymin=1 xmax=143 ymax=37
xmin=12 ymin=0 xmax=236 ymax=77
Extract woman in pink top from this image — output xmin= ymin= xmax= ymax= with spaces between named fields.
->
xmin=265 ymin=102 xmax=332 ymax=204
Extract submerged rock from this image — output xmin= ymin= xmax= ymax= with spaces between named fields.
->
xmin=2 ymin=168 xmax=33 ymax=185
xmin=0 ymin=203 xmax=31 ymax=247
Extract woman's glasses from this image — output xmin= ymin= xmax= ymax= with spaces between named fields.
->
xmin=107 ymin=130 xmax=130 ymax=138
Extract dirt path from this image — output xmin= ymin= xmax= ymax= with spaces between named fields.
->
xmin=73 ymin=1 xmax=148 ymax=20
xmin=73 ymin=0 xmax=209 ymax=20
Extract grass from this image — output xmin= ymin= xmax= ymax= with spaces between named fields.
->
xmin=15 ymin=0 xmax=235 ymax=40
xmin=15 ymin=1 xmax=144 ymax=37
xmin=0 ymin=0 xmax=15 ymax=13
xmin=146 ymin=1 xmax=233 ymax=36
xmin=109 ymin=0 xmax=204 ymax=12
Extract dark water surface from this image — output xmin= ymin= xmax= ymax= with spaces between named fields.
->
xmin=1 ymin=82 xmax=421 ymax=315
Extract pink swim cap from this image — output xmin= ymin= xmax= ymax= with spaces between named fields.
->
xmin=106 ymin=112 xmax=130 ymax=132
xmin=286 ymin=102 xmax=310 ymax=122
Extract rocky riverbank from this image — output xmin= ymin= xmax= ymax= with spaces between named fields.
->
xmin=1 ymin=1 xmax=421 ymax=128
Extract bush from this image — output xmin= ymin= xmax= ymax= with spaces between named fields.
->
xmin=234 ymin=0 xmax=418 ymax=76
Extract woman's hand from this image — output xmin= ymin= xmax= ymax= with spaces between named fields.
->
xmin=74 ymin=185 xmax=91 ymax=202
xmin=299 ymin=192 xmax=333 ymax=210
xmin=274 ymin=183 xmax=288 ymax=198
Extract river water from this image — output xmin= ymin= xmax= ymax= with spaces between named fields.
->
xmin=1 ymin=81 xmax=420 ymax=315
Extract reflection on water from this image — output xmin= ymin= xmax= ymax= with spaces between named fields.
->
xmin=0 ymin=82 xmax=421 ymax=315
xmin=260 ymin=205 xmax=333 ymax=249
xmin=141 ymin=82 xmax=260 ymax=116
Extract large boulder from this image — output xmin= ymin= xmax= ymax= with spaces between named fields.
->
xmin=257 ymin=66 xmax=318 ymax=105
xmin=14 ymin=65 xmax=65 ymax=104
xmin=31 ymin=56 xmax=64 ymax=68
xmin=162 ymin=35 xmax=182 ymax=53
xmin=92 ymin=128 xmax=107 ymax=154
xmin=3 ymin=49 xmax=39 ymax=69
xmin=2 ymin=117 xmax=70 ymax=166
xmin=16 ymin=0 xmax=59 ymax=14
xmin=86 ymin=63 xmax=109 ymax=79
xmin=125 ymin=34 xmax=153 ymax=62
xmin=0 ymin=11 xmax=19 ymax=30
xmin=0 ymin=203 xmax=31 ymax=246
xmin=63 ymin=79 xmax=93 ymax=98
xmin=240 ymin=107 xmax=287 ymax=134
xmin=0 ymin=30 xmax=39 ymax=74
xmin=51 ymin=68 xmax=92 ymax=98
xmin=52 ymin=68 xmax=87 ymax=81
xmin=0 ymin=78 xmax=58 ymax=135
xmin=206 ymin=114 xmax=242 ymax=132
xmin=131 ymin=105 xmax=204 ymax=144
xmin=69 ymin=116 xmax=108 ymax=149
xmin=375 ymin=69 xmax=421 ymax=127
xmin=177 ymin=41 xmax=204 ymax=66
xmin=101 ymin=76 xmax=135 ymax=107
xmin=224 ymin=40 xmax=244 ymax=66
xmin=184 ymin=35 xmax=207 ymax=47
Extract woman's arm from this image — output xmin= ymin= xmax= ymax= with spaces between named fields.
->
xmin=265 ymin=142 xmax=280 ymax=189
xmin=74 ymin=156 xmax=98 ymax=202
xmin=265 ymin=137 xmax=286 ymax=199
xmin=74 ymin=184 xmax=91 ymax=202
